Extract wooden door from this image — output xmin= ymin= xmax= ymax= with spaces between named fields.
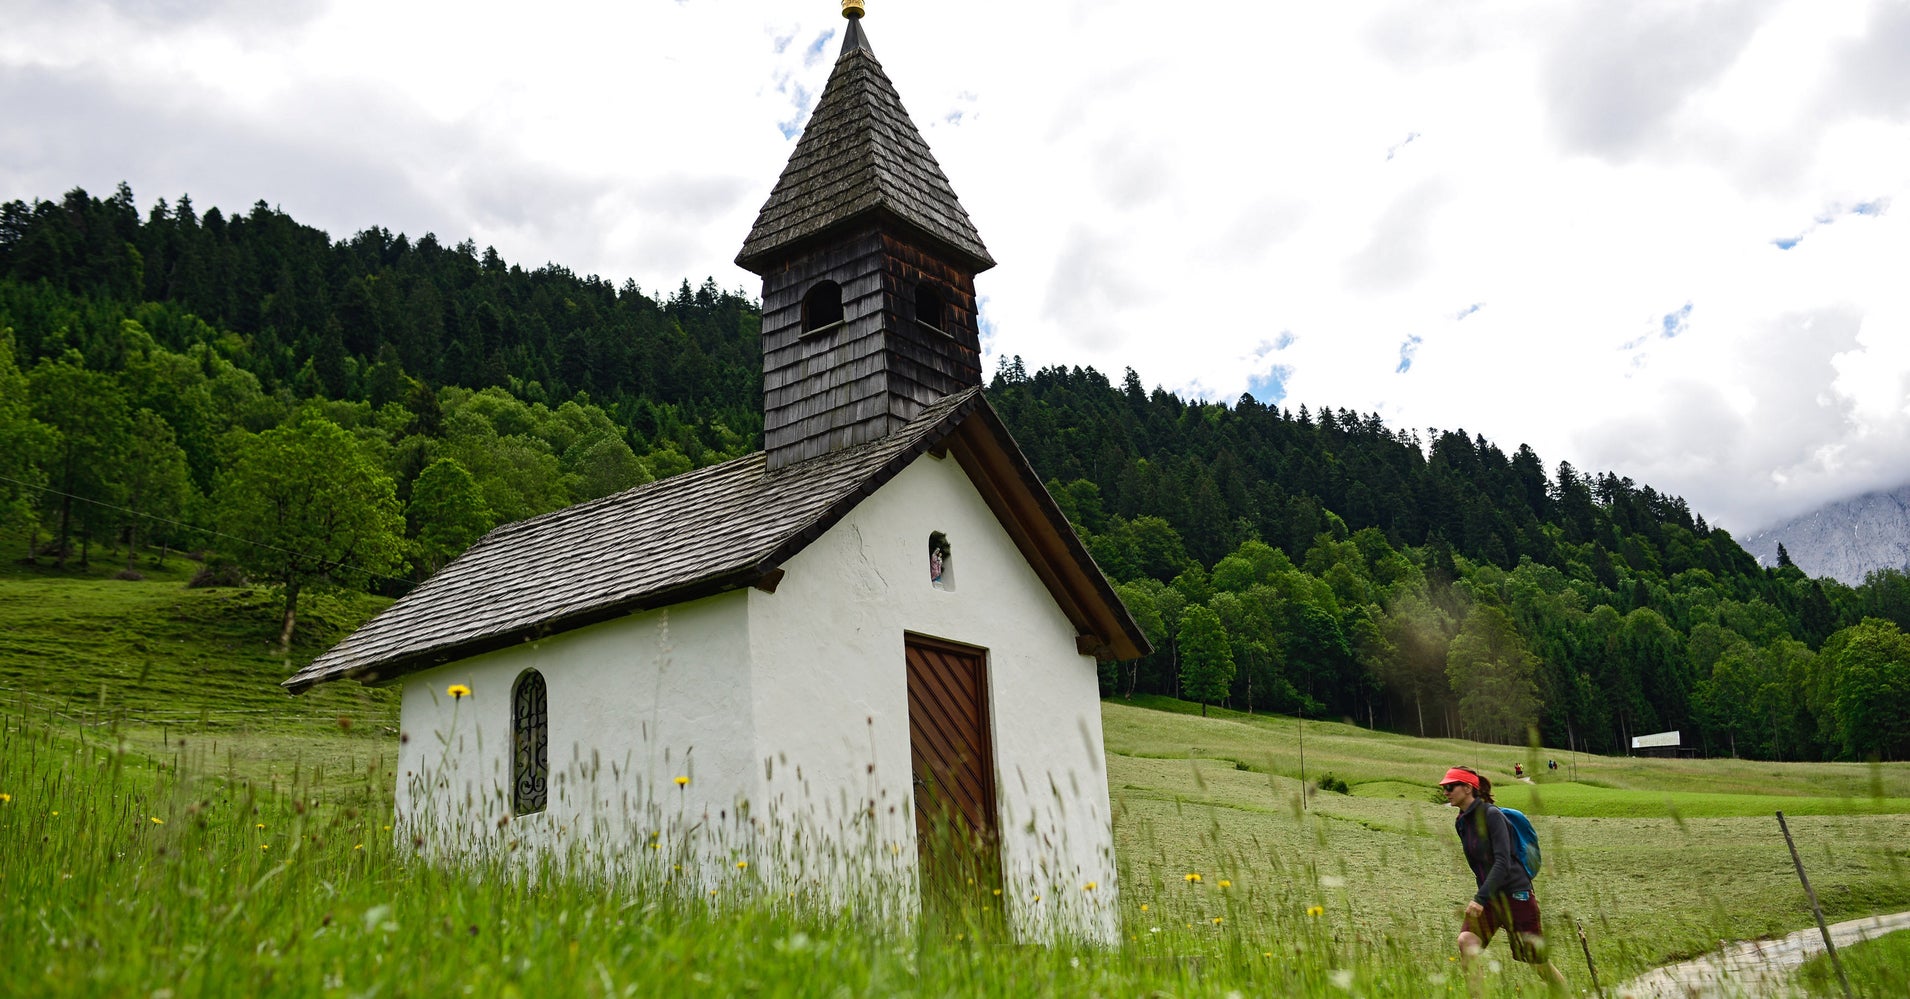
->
xmin=904 ymin=635 xmax=1000 ymax=905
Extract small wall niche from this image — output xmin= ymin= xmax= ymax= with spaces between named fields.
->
xmin=929 ymin=531 xmax=953 ymax=590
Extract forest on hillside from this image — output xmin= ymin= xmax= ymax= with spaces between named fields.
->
xmin=3 ymin=184 xmax=1908 ymax=762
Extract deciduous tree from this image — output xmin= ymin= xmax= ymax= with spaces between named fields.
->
xmin=1446 ymin=603 xmax=1541 ymax=744
xmin=1177 ymin=604 xmax=1234 ymax=716
xmin=0 ymin=329 xmax=55 ymax=549
xmin=408 ymin=457 xmax=493 ymax=576
xmin=120 ymin=408 xmax=193 ymax=566
xmin=27 ymin=350 xmax=131 ymax=566
xmin=1820 ymin=619 xmax=1910 ymax=760
xmin=217 ymin=412 xmax=407 ymax=650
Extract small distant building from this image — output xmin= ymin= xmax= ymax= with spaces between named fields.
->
xmin=286 ymin=4 xmax=1147 ymax=942
xmin=1630 ymin=730 xmax=1697 ymax=758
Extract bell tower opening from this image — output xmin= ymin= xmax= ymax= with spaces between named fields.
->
xmin=915 ymin=282 xmax=945 ymax=333
xmin=803 ymin=280 xmax=845 ymax=334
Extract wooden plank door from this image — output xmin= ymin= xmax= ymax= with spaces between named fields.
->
xmin=904 ymin=635 xmax=1000 ymax=906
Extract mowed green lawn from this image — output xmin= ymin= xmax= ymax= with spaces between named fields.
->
xmin=0 ymin=561 xmax=400 ymax=792
xmin=4 ymin=562 xmax=1908 ymax=995
xmin=1102 ymin=697 xmax=1910 ymax=982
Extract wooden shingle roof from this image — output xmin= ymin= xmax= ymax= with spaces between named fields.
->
xmin=285 ymin=388 xmax=1147 ymax=693
xmin=735 ymin=17 xmax=993 ymax=274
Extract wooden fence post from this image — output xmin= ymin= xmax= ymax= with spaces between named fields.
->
xmin=1776 ymin=810 xmax=1852 ymax=999
xmin=1574 ymin=918 xmax=1604 ymax=998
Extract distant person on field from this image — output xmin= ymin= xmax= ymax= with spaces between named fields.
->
xmin=1513 ymin=762 xmax=1523 ymax=778
xmin=1441 ymin=766 xmax=1568 ymax=995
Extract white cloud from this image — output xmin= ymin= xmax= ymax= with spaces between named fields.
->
xmin=2 ymin=0 xmax=1908 ymax=532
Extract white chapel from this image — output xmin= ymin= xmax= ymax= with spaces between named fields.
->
xmin=287 ymin=2 xmax=1148 ymax=941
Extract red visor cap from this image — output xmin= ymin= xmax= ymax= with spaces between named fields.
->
xmin=1440 ymin=767 xmax=1481 ymax=789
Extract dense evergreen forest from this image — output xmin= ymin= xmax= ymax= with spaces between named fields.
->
xmin=3 ymin=185 xmax=1908 ymax=762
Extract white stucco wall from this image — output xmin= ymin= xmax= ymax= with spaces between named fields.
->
xmin=749 ymin=452 xmax=1119 ymax=942
xmin=393 ymin=591 xmax=760 ymax=882
xmin=392 ymin=448 xmax=1118 ymax=941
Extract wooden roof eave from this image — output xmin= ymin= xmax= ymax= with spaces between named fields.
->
xmin=735 ymin=203 xmax=996 ymax=277
xmin=281 ymin=564 xmax=785 ymax=695
xmin=947 ymin=400 xmax=1151 ymax=662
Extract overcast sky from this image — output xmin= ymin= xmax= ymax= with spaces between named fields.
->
xmin=4 ymin=0 xmax=1907 ymax=534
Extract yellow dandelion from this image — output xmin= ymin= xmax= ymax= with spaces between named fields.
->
xmin=383 ymin=825 xmax=392 ymax=831
xmin=256 ymin=823 xmax=265 ymax=830
xmin=674 ymin=775 xmax=690 ymax=787
xmin=736 ymin=860 xmax=748 ymax=870
xmin=1184 ymin=872 xmax=1202 ymax=882
xmin=1218 ymin=879 xmax=1232 ymax=888
xmin=1263 ymin=951 xmax=1273 ymax=958
xmin=150 ymin=816 xmax=164 ymax=825
xmin=260 ymin=844 xmax=270 ymax=851
xmin=447 ymin=683 xmax=471 ymax=699
xmin=1212 ymin=917 xmax=1224 ymax=925
xmin=51 ymin=811 xmax=58 ymax=817
xmin=0 ymin=793 xmax=11 ymax=803
xmin=1140 ymin=904 xmax=1149 ymax=912
xmin=1083 ymin=881 xmax=1097 ymax=891
xmin=1307 ymin=905 xmax=1325 ymax=917
xmin=648 ymin=842 xmax=660 ymax=850
xmin=709 ymin=889 xmax=718 ymax=897
xmin=354 ymin=844 xmax=363 ymax=850
xmin=992 ymin=889 xmax=1002 ymax=896
xmin=1033 ymin=895 xmax=1041 ymax=903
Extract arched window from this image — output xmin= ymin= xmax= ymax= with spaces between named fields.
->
xmin=802 ymin=280 xmax=844 ymax=333
xmin=915 ymin=282 xmax=945 ymax=332
xmin=512 ymin=669 xmax=549 ymax=815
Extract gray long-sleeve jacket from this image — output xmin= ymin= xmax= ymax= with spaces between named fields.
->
xmin=1455 ymin=799 xmax=1533 ymax=905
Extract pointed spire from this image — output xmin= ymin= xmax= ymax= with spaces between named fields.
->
xmin=840 ymin=0 xmax=871 ymax=55
xmin=736 ymin=2 xmax=993 ymax=274
xmin=839 ymin=16 xmax=871 ymax=56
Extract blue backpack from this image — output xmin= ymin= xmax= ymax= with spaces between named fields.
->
xmin=1496 ymin=806 xmax=1542 ymax=879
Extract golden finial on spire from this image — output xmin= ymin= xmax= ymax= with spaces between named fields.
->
xmin=842 ymin=0 xmax=865 ymax=19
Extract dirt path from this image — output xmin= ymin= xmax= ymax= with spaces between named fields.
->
xmin=1615 ymin=911 xmax=1910 ymax=997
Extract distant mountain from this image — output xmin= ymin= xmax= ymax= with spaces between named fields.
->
xmin=1744 ymin=484 xmax=1910 ymax=585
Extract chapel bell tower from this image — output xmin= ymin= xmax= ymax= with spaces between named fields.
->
xmin=736 ymin=1 xmax=995 ymax=470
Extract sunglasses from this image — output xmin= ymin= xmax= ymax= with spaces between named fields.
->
xmin=1440 ymin=783 xmax=1464 ymax=793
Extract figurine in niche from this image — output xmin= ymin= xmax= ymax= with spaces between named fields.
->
xmin=929 ymin=531 xmax=951 ymax=587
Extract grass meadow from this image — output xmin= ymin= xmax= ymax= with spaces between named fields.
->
xmin=3 ymin=555 xmax=1908 ymax=996
xmin=1800 ymin=928 xmax=1910 ymax=996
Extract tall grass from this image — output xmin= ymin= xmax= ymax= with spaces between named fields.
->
xmin=2 ymin=704 xmax=1553 ymax=998
xmin=5 ymin=556 xmax=1906 ymax=996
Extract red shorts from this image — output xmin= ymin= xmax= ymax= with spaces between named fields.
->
xmin=1463 ymin=893 xmax=1547 ymax=964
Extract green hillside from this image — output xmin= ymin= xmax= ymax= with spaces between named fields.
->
xmin=6 ymin=185 xmax=1910 ymax=766
xmin=3 ymin=570 xmax=1907 ymax=995
xmin=0 ymin=555 xmax=398 ymax=790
